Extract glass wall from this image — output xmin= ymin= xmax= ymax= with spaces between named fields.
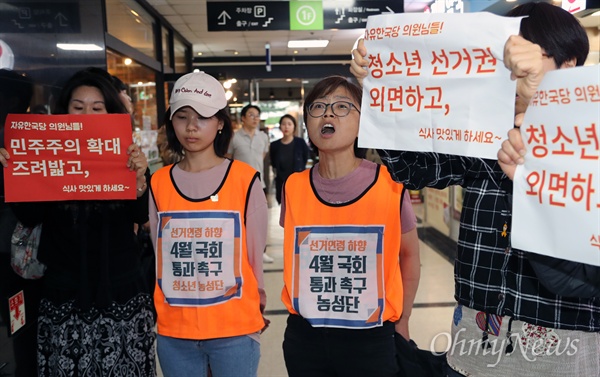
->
xmin=174 ymin=35 xmax=188 ymax=73
xmin=105 ymin=0 xmax=156 ymax=60
xmin=162 ymin=26 xmax=172 ymax=71
xmin=106 ymin=49 xmax=158 ymax=131
xmin=104 ymin=0 xmax=193 ymax=169
xmin=0 ymin=1 xmax=107 ymax=112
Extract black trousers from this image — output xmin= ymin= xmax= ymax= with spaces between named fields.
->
xmin=283 ymin=314 xmax=399 ymax=377
xmin=275 ymin=176 xmax=284 ymax=205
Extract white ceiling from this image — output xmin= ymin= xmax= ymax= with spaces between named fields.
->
xmin=139 ymin=0 xmax=599 ymax=62
xmin=108 ymin=0 xmax=598 ymax=97
xmin=145 ymin=0 xmax=434 ymax=59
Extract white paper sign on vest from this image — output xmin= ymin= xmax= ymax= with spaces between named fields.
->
xmin=358 ymin=12 xmax=521 ymax=159
xmin=157 ymin=210 xmax=243 ymax=306
xmin=291 ymin=225 xmax=385 ymax=329
xmin=512 ymin=65 xmax=600 ymax=266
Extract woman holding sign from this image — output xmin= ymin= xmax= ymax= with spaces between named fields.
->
xmin=0 ymin=69 xmax=156 ymax=376
xmin=148 ymin=71 xmax=269 ymax=377
xmin=350 ymin=2 xmax=599 ymax=376
xmin=279 ymin=76 xmax=421 ymax=377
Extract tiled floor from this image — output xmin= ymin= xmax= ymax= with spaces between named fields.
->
xmin=158 ymin=199 xmax=456 ymax=377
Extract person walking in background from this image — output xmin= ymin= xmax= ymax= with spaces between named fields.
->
xmin=269 ymin=114 xmax=310 ymax=205
xmin=0 ymin=69 xmax=156 ymax=376
xmin=350 ymin=3 xmax=599 ymax=376
xmin=226 ymin=104 xmax=269 ymax=188
xmin=280 ymin=76 xmax=421 ymax=377
xmin=111 ymin=74 xmax=134 ymax=116
xmin=226 ymin=104 xmax=274 ymax=263
xmin=149 ymin=71 xmax=269 ymax=377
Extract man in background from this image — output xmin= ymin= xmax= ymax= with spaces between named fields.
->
xmin=226 ymin=104 xmax=274 ymax=263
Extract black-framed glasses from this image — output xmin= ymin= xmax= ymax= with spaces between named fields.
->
xmin=307 ymin=101 xmax=361 ymax=118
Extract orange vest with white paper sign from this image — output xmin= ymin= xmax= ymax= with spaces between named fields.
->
xmin=151 ymin=161 xmax=263 ymax=340
xmin=281 ymin=165 xmax=404 ymax=329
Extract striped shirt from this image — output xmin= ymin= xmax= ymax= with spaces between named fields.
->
xmin=378 ymin=150 xmax=600 ymax=332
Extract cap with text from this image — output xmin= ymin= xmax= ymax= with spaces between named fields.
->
xmin=169 ymin=71 xmax=227 ymax=119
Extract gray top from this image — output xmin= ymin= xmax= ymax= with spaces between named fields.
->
xmin=228 ymin=128 xmax=270 ymax=188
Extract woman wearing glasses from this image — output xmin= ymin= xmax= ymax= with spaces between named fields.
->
xmin=279 ymin=76 xmax=421 ymax=377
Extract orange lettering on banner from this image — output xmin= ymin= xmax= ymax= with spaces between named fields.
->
xmin=525 ymin=169 xmax=598 ymax=211
xmin=308 ymin=239 xmax=368 ymax=252
xmin=531 ymin=85 xmax=600 ymax=107
xmin=523 ymin=121 xmax=599 ymax=212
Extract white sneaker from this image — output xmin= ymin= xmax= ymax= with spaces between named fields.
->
xmin=263 ymin=253 xmax=274 ymax=263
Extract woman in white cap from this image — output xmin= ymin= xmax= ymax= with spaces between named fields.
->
xmin=148 ymin=71 xmax=269 ymax=377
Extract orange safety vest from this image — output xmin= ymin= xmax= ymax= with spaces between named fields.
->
xmin=151 ymin=160 xmax=264 ymax=340
xmin=281 ymin=164 xmax=404 ymax=329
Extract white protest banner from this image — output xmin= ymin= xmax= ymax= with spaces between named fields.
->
xmin=358 ymin=13 xmax=521 ymax=159
xmin=512 ymin=65 xmax=600 ymax=266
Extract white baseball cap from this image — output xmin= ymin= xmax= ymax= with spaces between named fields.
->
xmin=169 ymin=71 xmax=227 ymax=119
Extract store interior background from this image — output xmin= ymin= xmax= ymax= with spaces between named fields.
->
xmin=0 ymin=1 xmax=599 ymax=374
xmin=110 ymin=0 xmax=599 ymax=244
xmin=1 ymin=0 xmax=599 ymax=243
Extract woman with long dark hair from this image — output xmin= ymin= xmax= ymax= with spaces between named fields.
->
xmin=269 ymin=114 xmax=310 ymax=205
xmin=0 ymin=68 xmax=156 ymax=376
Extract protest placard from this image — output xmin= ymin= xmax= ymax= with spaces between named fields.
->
xmin=358 ymin=12 xmax=521 ymax=158
xmin=3 ymin=113 xmax=136 ymax=202
xmin=512 ymin=65 xmax=600 ymax=266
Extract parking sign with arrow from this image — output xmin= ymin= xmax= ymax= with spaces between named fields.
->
xmin=207 ymin=2 xmax=290 ymax=31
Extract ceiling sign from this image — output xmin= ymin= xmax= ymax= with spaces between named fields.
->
xmin=290 ymin=1 xmax=323 ymax=30
xmin=0 ymin=2 xmax=80 ymax=33
xmin=207 ymin=2 xmax=290 ymax=31
xmin=323 ymin=1 xmax=403 ymax=29
xmin=206 ymin=1 xmax=401 ymax=31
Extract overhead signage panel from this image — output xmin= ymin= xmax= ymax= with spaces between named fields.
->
xmin=323 ymin=1 xmax=403 ymax=29
xmin=207 ymin=1 xmax=401 ymax=32
xmin=207 ymin=2 xmax=290 ymax=31
xmin=0 ymin=3 xmax=81 ymax=33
